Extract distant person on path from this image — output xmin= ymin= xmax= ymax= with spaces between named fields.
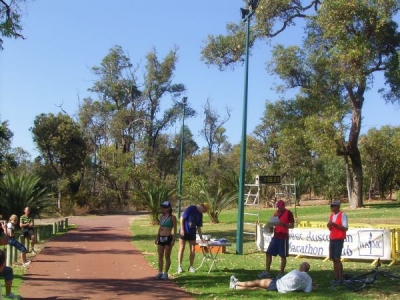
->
xmin=20 ymin=207 xmax=36 ymax=254
xmin=327 ymin=200 xmax=348 ymax=282
xmin=230 ymin=262 xmax=312 ymax=293
xmin=154 ymin=201 xmax=177 ymax=280
xmin=177 ymin=203 xmax=209 ymax=273
xmin=259 ymin=200 xmax=294 ymax=279
xmin=7 ymin=215 xmax=31 ymax=267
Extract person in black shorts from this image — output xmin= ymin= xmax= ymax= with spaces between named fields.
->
xmin=177 ymin=203 xmax=209 ymax=274
xmin=154 ymin=201 xmax=177 ymax=280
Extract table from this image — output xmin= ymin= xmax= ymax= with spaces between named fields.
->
xmin=196 ymin=241 xmax=231 ymax=273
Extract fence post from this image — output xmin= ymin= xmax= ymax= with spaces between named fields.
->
xmin=36 ymin=226 xmax=41 ymax=242
xmin=6 ymin=245 xmax=12 ymax=266
xmin=13 ymin=243 xmax=18 ymax=263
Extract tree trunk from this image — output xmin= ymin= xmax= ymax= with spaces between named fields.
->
xmin=349 ymin=152 xmax=363 ymax=208
xmin=346 ymin=87 xmax=365 ymax=209
xmin=344 ymin=155 xmax=352 ymax=203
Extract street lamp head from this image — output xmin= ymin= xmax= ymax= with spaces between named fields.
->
xmin=248 ymin=0 xmax=259 ymax=10
xmin=240 ymin=8 xmax=250 ymax=20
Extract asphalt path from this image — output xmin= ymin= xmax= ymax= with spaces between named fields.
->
xmin=19 ymin=214 xmax=194 ymax=300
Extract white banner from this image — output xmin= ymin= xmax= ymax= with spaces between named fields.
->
xmin=257 ymin=226 xmax=392 ymax=260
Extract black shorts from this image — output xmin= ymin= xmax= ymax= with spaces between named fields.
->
xmin=157 ymin=235 xmax=173 ymax=246
xmin=21 ymin=228 xmax=35 ymax=239
xmin=329 ymin=239 xmax=344 ymax=259
xmin=179 ymin=233 xmax=196 ymax=241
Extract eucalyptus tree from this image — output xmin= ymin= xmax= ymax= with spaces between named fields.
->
xmin=0 ymin=119 xmax=17 ymax=176
xmin=200 ymin=98 xmax=231 ymax=167
xmin=141 ymin=47 xmax=195 ymax=167
xmin=0 ymin=0 xmax=28 ymax=49
xmin=202 ymin=0 xmax=400 ymax=208
xmin=80 ymin=46 xmax=195 ymax=209
xmin=31 ymin=113 xmax=87 ymax=210
xmin=80 ymin=46 xmax=144 ymax=207
xmin=360 ymin=126 xmax=400 ymax=199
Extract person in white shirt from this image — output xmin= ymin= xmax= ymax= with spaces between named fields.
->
xmin=229 ymin=262 xmax=312 ymax=293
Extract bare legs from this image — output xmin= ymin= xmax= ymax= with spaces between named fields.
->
xmin=178 ymin=239 xmax=196 ymax=269
xmin=157 ymin=245 xmax=172 ymax=273
xmin=266 ymin=253 xmax=286 ymax=275
xmin=280 ymin=256 xmax=287 ymax=274
xmin=235 ymin=278 xmax=272 ymax=290
xmin=266 ymin=253 xmax=272 ymax=273
xmin=333 ymin=258 xmax=343 ymax=281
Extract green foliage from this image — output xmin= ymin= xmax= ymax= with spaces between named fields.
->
xmin=190 ymin=180 xmax=237 ymax=223
xmin=202 ymin=0 xmax=400 ymax=209
xmin=0 ymin=119 xmax=17 ymax=176
xmin=132 ymin=181 xmax=176 ymax=224
xmin=32 ymin=113 xmax=87 ymax=178
xmin=0 ymin=173 xmax=53 ymax=219
xmin=360 ymin=126 xmax=400 ymax=199
xmin=0 ymin=0 xmax=26 ymax=50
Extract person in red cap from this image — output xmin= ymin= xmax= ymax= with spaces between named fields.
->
xmin=258 ymin=200 xmax=294 ymax=279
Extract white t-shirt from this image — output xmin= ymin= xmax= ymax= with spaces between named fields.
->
xmin=7 ymin=222 xmax=14 ymax=237
xmin=330 ymin=212 xmax=348 ymax=228
xmin=276 ymin=269 xmax=312 ymax=293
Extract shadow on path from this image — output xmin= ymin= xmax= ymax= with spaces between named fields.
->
xmin=20 ymin=215 xmax=194 ymax=300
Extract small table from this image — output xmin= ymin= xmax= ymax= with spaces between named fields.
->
xmin=196 ymin=241 xmax=231 ymax=273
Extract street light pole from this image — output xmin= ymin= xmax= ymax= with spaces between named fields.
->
xmin=237 ymin=1 xmax=258 ymax=255
xmin=177 ymin=96 xmax=187 ymax=219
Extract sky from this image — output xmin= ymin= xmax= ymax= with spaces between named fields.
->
xmin=1 ymin=0 xmax=400 ymax=158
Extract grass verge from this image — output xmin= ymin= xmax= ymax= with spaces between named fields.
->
xmin=130 ymin=201 xmax=400 ymax=299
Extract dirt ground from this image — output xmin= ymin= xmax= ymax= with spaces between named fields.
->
xmin=19 ymin=214 xmax=195 ymax=300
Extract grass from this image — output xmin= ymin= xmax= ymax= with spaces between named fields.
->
xmin=130 ymin=200 xmax=400 ymax=300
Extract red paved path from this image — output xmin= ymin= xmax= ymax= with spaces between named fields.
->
xmin=19 ymin=215 xmax=194 ymax=300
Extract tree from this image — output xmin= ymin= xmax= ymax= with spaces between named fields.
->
xmin=200 ymin=98 xmax=231 ymax=166
xmin=189 ymin=180 xmax=237 ymax=223
xmin=202 ymin=0 xmax=400 ymax=208
xmin=0 ymin=0 xmax=27 ymax=50
xmin=0 ymin=118 xmax=17 ymax=176
xmin=360 ymin=126 xmax=400 ymax=199
xmin=31 ymin=113 xmax=87 ymax=210
xmin=132 ymin=181 xmax=176 ymax=224
xmin=141 ymin=47 xmax=195 ymax=166
xmin=0 ymin=173 xmax=53 ymax=220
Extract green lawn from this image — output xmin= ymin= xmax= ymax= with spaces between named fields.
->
xmin=130 ymin=201 xmax=400 ymax=300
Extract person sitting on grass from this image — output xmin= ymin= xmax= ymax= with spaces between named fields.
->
xmin=7 ymin=215 xmax=31 ymax=267
xmin=229 ymin=262 xmax=312 ymax=293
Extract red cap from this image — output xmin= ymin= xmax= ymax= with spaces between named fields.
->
xmin=276 ymin=200 xmax=285 ymax=208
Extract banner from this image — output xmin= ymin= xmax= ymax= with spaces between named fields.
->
xmin=257 ymin=226 xmax=392 ymax=260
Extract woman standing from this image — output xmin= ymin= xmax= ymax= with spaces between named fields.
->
xmin=154 ymin=201 xmax=177 ymax=280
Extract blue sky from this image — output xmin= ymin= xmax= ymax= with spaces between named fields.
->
xmin=1 ymin=0 xmax=399 ymax=157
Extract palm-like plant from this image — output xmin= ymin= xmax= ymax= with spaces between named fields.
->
xmin=132 ymin=182 xmax=176 ymax=224
xmin=0 ymin=173 xmax=53 ymax=220
xmin=193 ymin=181 xmax=237 ymax=223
